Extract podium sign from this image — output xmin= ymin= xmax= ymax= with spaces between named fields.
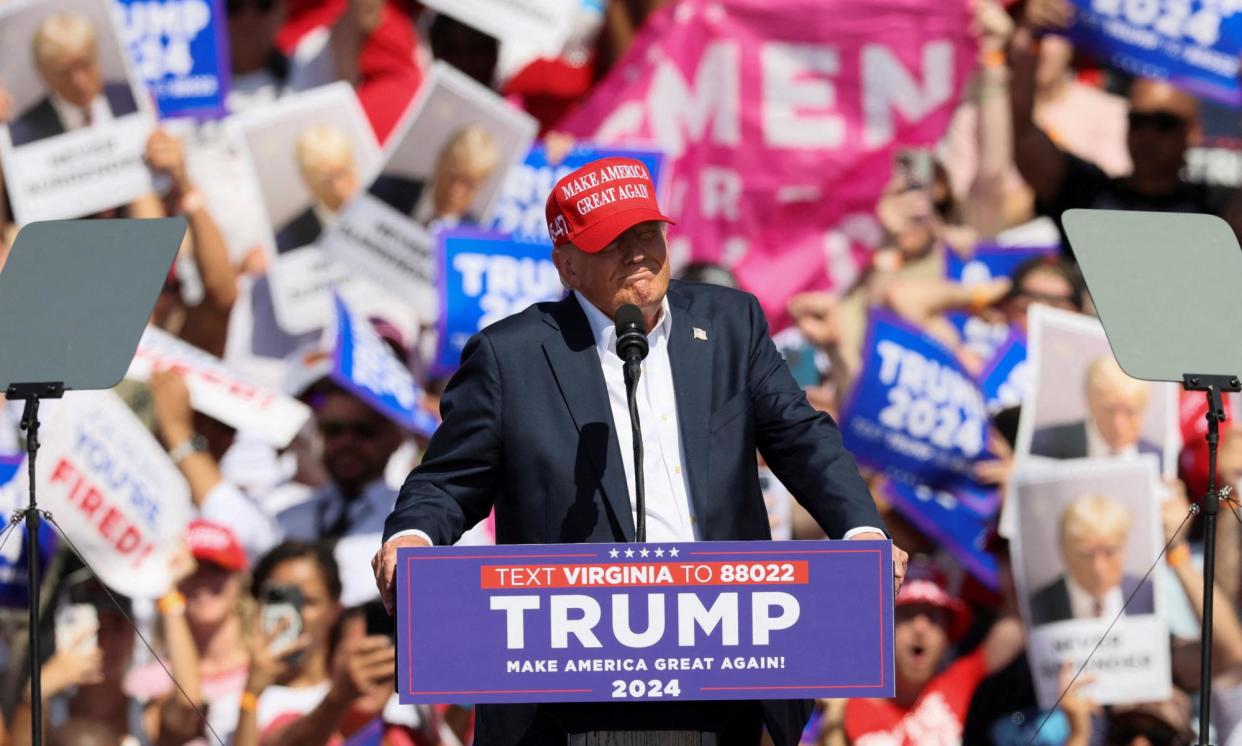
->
xmin=396 ymin=540 xmax=894 ymax=704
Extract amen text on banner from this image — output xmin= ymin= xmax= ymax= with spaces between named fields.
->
xmin=488 ymin=144 xmax=667 ymax=245
xmin=33 ymin=391 xmax=192 ymax=599
xmin=558 ymin=0 xmax=976 ymax=326
xmin=329 ymin=293 xmax=438 ymax=437
xmin=435 ymin=228 xmax=563 ymax=374
xmin=126 ymin=325 xmax=312 ymax=448
xmin=840 ymin=311 xmax=991 ymax=487
xmin=1068 ymin=0 xmax=1242 ymax=107
xmin=112 ymin=0 xmax=231 ymax=119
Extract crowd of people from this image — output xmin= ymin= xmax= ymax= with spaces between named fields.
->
xmin=0 ymin=0 xmax=1240 ymax=743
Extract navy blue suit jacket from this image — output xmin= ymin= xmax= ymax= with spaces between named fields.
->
xmin=385 ymin=281 xmax=885 ymax=745
xmin=8 ymin=82 xmax=137 ymax=147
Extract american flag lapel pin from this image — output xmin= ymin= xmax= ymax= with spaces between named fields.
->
xmin=693 ymin=327 xmax=708 ymax=341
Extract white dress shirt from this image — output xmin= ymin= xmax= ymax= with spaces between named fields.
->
xmin=49 ymin=91 xmax=113 ymax=131
xmin=1066 ymin=574 xmax=1124 ymax=620
xmin=1086 ymin=419 xmax=1139 ymax=459
xmin=394 ymin=291 xmax=883 ymax=545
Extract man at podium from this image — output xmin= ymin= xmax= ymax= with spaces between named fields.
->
xmin=373 ymin=157 xmax=907 ymax=746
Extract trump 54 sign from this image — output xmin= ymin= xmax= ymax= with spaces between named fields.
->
xmin=397 ymin=540 xmax=894 ymax=704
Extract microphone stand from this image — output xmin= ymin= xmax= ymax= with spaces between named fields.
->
xmin=624 ymin=361 xmax=646 ymax=542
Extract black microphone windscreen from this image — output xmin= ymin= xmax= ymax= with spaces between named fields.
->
xmin=614 ymin=304 xmax=649 ymax=363
xmin=615 ymin=304 xmax=644 ymax=332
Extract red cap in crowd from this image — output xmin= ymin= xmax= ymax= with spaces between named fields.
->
xmin=896 ymin=560 xmax=971 ymax=640
xmin=186 ymin=519 xmax=247 ymax=572
xmin=545 ymin=156 xmax=674 ymax=253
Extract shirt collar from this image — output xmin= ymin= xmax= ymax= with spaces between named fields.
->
xmin=572 ymin=290 xmax=672 ymax=357
xmin=49 ymin=91 xmax=91 ymax=130
xmin=1086 ymin=418 xmax=1138 ymax=458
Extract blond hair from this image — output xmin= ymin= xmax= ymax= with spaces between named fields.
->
xmin=295 ymin=124 xmax=354 ymax=175
xmin=437 ymin=124 xmax=500 ymax=176
xmin=1085 ymin=355 xmax=1149 ymax=402
xmin=1059 ymin=493 xmax=1131 ymax=546
xmin=33 ymin=13 xmax=97 ymax=67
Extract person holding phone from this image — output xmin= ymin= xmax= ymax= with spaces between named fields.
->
xmin=231 ymin=541 xmax=398 ymax=746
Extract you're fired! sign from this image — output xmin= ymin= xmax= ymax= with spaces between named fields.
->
xmin=397 ymin=541 xmax=894 ymax=704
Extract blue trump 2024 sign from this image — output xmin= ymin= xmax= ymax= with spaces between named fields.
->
xmin=435 ymin=229 xmax=563 ymax=374
xmin=113 ymin=0 xmax=231 ymax=118
xmin=331 ymin=294 xmax=437 ymax=437
xmin=397 ymin=541 xmax=894 ymax=704
xmin=1068 ymin=0 xmax=1242 ymax=107
xmin=841 ymin=312 xmax=990 ymax=487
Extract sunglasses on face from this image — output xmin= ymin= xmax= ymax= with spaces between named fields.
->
xmin=1127 ymin=110 xmax=1188 ymax=133
xmin=317 ymin=419 xmax=385 ymax=440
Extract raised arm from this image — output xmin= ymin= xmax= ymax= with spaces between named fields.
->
xmin=1009 ymin=0 xmax=1072 ymax=205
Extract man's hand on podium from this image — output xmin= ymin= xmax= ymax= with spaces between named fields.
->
xmin=849 ymin=532 xmax=908 ymax=594
xmin=373 ymin=534 xmax=430 ymax=615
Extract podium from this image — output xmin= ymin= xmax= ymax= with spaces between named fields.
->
xmin=394 ymin=539 xmax=894 ymax=743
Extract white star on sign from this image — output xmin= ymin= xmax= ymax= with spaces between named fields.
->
xmin=669 ymin=548 xmax=680 ymax=557
xmin=625 ymin=548 xmax=635 ymax=558
xmin=654 ymin=548 xmax=664 ymax=557
xmin=609 ymin=548 xmax=619 ymax=558
xmin=640 ymin=548 xmax=650 ymax=557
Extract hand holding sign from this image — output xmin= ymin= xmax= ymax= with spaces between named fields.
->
xmin=850 ymin=530 xmax=909 ymax=593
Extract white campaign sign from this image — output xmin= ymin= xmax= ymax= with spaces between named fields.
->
xmin=1028 ymin=616 xmax=1171 ymax=708
xmin=320 ymin=194 xmax=439 ymax=321
xmin=419 ymin=0 xmax=576 ymax=56
xmin=267 ymin=247 xmax=411 ymax=336
xmin=2 ymin=113 xmax=155 ymax=222
xmin=126 ymin=326 xmax=311 ymax=447
xmin=35 ymin=390 xmax=191 ymax=599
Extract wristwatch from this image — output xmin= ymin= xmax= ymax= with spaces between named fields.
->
xmin=168 ymin=434 xmax=208 ymax=464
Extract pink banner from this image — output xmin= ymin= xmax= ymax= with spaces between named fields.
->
xmin=560 ymin=0 xmax=976 ymax=327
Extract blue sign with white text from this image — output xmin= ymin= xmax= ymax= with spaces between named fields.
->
xmin=488 ymin=145 xmax=666 ymax=244
xmin=435 ymin=229 xmax=563 ymax=374
xmin=397 ymin=540 xmax=894 ymax=704
xmin=331 ymin=294 xmax=437 ymax=437
xmin=1068 ymin=0 xmax=1242 ymax=107
xmin=945 ymin=243 xmax=1054 ymax=360
xmin=841 ymin=312 xmax=991 ymax=487
xmin=113 ymin=0 xmax=231 ymax=118
xmin=0 ymin=454 xmax=57 ymax=608
xmin=978 ymin=333 xmax=1028 ymax=414
xmin=882 ymin=479 xmax=999 ymax=590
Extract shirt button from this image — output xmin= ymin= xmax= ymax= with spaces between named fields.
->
xmin=661 ymin=414 xmax=670 ymax=422
xmin=674 ymin=465 xmax=682 ymax=474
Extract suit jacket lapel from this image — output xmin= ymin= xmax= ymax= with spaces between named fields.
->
xmin=666 ymin=285 xmax=713 ymax=537
xmin=541 ymin=295 xmax=636 ymax=541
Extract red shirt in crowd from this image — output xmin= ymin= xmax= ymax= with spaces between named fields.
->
xmin=843 ymin=648 xmax=988 ymax=746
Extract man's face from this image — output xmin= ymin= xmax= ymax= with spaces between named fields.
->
xmin=37 ymin=42 xmax=102 ymax=108
xmin=432 ymin=151 xmax=492 ymax=219
xmin=1086 ymin=384 xmax=1148 ymax=452
xmin=893 ymin=603 xmax=951 ymax=689
xmin=1061 ymin=528 xmax=1127 ymax=598
xmin=1127 ymin=80 xmax=1199 ymax=183
xmin=553 ymin=222 xmax=671 ymax=318
xmin=316 ymin=392 xmax=402 ymax=494
xmin=302 ymin=152 xmax=358 ymax=212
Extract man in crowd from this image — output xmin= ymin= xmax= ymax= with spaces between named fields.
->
xmin=274 ymin=124 xmax=360 ymax=252
xmin=1029 ymin=492 xmax=1154 ymax=625
xmin=7 ymin=12 xmax=137 ymax=147
xmin=368 ymin=123 xmax=500 ymax=229
xmin=372 ymin=156 xmax=907 ymax=746
xmin=1011 ymin=0 xmax=1242 ymax=252
xmin=1031 ymin=355 xmax=1161 ymax=464
xmin=844 ymin=562 xmax=1017 ymax=745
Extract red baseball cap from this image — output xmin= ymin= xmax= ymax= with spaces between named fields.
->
xmin=545 ymin=156 xmax=674 ymax=253
xmin=186 ymin=519 xmax=247 ymax=572
xmin=896 ymin=560 xmax=971 ymax=640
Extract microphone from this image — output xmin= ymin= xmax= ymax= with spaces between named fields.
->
xmin=614 ymin=304 xmax=649 ymax=370
xmin=614 ymin=304 xmax=648 ymax=542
